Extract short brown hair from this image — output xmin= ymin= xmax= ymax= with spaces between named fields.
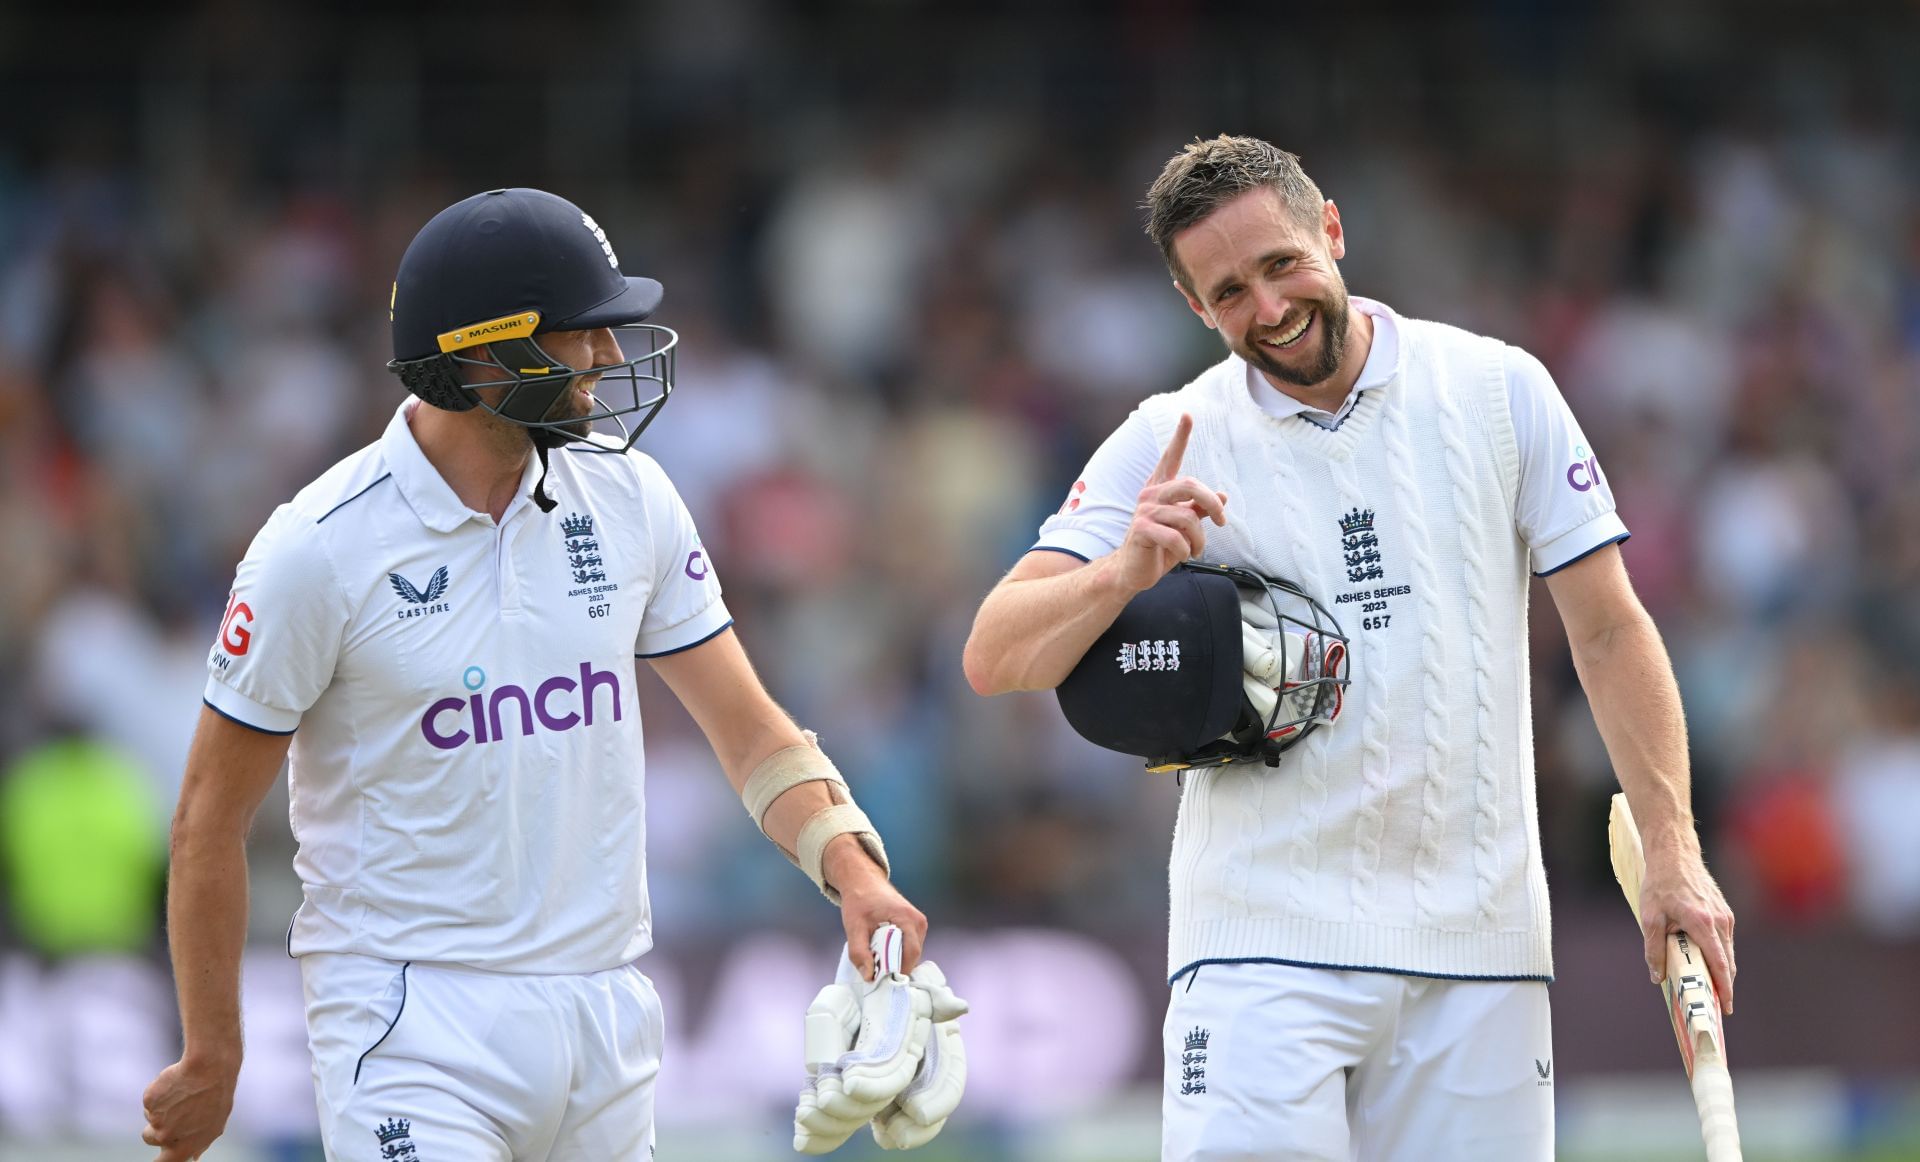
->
xmin=1144 ymin=135 xmax=1325 ymax=289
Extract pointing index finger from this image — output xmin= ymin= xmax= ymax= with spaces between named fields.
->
xmin=1147 ymin=414 xmax=1193 ymax=487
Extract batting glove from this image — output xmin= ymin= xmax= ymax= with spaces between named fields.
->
xmin=793 ymin=926 xmax=933 ymax=1154
xmin=1240 ymin=596 xmax=1345 ymax=737
xmin=870 ymin=960 xmax=969 ymax=1150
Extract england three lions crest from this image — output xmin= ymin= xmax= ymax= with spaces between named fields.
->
xmin=559 ymin=512 xmax=618 ymax=607
xmin=376 ymin=1117 xmax=421 ymax=1159
xmin=1180 ymin=1026 xmax=1209 ymax=1095
xmin=1339 ymin=507 xmax=1384 ymax=583
xmin=1117 ymin=640 xmax=1181 ymax=673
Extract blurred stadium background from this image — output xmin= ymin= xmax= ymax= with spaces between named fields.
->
xmin=3 ymin=0 xmax=1919 ymax=1158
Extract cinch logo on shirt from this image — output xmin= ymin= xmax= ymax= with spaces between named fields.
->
xmin=419 ymin=662 xmax=623 ymax=750
xmin=1566 ymin=444 xmax=1602 ymax=492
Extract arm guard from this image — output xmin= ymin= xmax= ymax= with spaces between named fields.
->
xmin=742 ymin=731 xmax=890 ymax=903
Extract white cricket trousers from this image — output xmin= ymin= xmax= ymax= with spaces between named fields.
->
xmin=302 ymin=952 xmax=663 ymax=1161
xmin=1162 ymin=961 xmax=1553 ymax=1161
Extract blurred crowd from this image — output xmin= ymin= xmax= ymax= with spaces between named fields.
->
xmin=2 ymin=0 xmax=1918 ymax=976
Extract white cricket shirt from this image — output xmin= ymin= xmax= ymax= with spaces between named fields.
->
xmin=204 ymin=400 xmax=731 ymax=973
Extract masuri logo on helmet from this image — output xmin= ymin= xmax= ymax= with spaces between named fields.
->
xmin=438 ymin=313 xmax=541 ymax=353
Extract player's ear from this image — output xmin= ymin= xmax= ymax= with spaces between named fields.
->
xmin=1322 ymin=200 xmax=1346 ymax=261
xmin=455 ymin=342 xmax=514 ymax=388
xmin=453 ymin=342 xmax=488 ymax=380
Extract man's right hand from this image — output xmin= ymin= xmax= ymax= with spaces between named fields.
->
xmin=1111 ymin=413 xmax=1228 ymax=593
xmin=141 ymin=1056 xmax=239 ymax=1162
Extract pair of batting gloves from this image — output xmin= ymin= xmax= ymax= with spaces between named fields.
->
xmin=793 ymin=925 xmax=969 ymax=1153
xmin=1239 ymin=593 xmax=1347 ymax=741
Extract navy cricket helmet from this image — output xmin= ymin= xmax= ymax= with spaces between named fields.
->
xmin=387 ymin=189 xmax=678 ymax=480
xmin=1056 ymin=562 xmax=1350 ymax=773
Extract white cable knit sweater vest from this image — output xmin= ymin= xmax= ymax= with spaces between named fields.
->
xmin=1144 ymin=316 xmax=1552 ymax=982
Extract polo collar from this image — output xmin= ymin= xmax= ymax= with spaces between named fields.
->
xmin=380 ymin=401 xmax=546 ymax=533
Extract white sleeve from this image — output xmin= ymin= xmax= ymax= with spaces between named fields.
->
xmin=633 ymin=456 xmax=733 ymax=658
xmin=202 ymin=506 xmax=347 ymax=734
xmin=1506 ymin=346 xmax=1631 ymax=575
xmin=1032 ymin=408 xmax=1161 ymax=561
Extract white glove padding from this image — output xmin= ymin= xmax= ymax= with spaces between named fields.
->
xmin=870 ymin=961 xmax=969 ymax=1150
xmin=1239 ymin=596 xmax=1346 ymax=739
xmin=793 ymin=929 xmax=933 ymax=1155
xmin=793 ymin=982 xmax=876 ymax=1154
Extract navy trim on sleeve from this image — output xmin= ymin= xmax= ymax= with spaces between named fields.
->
xmin=635 ymin=619 xmax=734 ymax=660
xmin=1029 ymin=545 xmax=1091 ymax=562
xmin=1533 ymin=531 xmax=1631 ymax=578
xmin=202 ymin=698 xmax=297 ymax=736
xmin=1168 ymin=955 xmax=1553 ymax=988
xmin=316 ymin=473 xmax=394 ymax=524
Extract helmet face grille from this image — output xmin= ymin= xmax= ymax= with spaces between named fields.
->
xmin=386 ymin=322 xmax=678 ymax=455
xmin=1234 ymin=569 xmax=1352 ymax=762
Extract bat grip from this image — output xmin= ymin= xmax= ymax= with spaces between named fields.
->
xmin=1689 ymin=1054 xmax=1743 ymax=1162
xmin=871 ymin=922 xmax=904 ymax=978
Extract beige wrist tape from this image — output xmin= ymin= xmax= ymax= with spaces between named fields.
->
xmin=742 ymin=731 xmax=890 ymax=904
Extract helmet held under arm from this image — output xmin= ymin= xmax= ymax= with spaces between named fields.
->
xmin=1055 ymin=561 xmax=1350 ymax=774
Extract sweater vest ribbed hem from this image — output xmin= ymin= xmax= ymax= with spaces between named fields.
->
xmin=1169 ymin=916 xmax=1554 ymax=984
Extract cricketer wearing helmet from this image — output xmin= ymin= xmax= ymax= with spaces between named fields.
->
xmin=964 ymin=137 xmax=1736 ymax=1160
xmin=141 ymin=189 xmax=965 ymax=1162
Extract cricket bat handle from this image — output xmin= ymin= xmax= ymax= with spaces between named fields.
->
xmin=1663 ymin=928 xmax=1741 ymax=1161
xmin=1692 ymin=1051 xmax=1742 ymax=1162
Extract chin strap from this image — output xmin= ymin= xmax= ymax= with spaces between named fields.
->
xmin=531 ymin=439 xmax=558 ymax=513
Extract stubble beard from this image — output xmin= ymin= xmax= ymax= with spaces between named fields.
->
xmin=541 ymin=378 xmax=600 ymax=441
xmin=1242 ymin=282 xmax=1352 ymax=388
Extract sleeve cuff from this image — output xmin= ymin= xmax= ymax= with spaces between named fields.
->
xmin=203 ymin=677 xmax=301 ymax=734
xmin=1030 ymin=528 xmax=1113 ymax=563
xmin=1532 ymin=512 xmax=1631 ymax=576
xmin=635 ymin=597 xmax=734 ymax=658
